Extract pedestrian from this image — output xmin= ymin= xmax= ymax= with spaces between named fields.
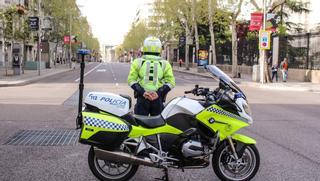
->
xmin=271 ymin=63 xmax=278 ymax=82
xmin=128 ymin=36 xmax=175 ymax=116
xmin=179 ymin=58 xmax=183 ymax=68
xmin=280 ymin=57 xmax=289 ymax=82
xmin=71 ymin=57 xmax=76 ymax=69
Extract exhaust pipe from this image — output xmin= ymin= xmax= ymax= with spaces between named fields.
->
xmin=94 ymin=148 xmax=157 ymax=167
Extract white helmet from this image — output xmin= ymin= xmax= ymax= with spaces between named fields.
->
xmin=142 ymin=36 xmax=162 ymax=54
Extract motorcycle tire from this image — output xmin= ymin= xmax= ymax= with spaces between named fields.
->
xmin=88 ymin=146 xmax=139 ymax=181
xmin=212 ymin=143 xmax=260 ymax=181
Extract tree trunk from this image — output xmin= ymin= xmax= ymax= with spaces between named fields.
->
xmin=192 ymin=0 xmax=199 ymax=63
xmin=54 ymin=41 xmax=59 ymax=68
xmin=185 ymin=20 xmax=192 ymax=70
xmin=1 ymin=35 xmax=5 ymax=67
xmin=185 ymin=33 xmax=191 ymax=70
xmin=208 ymin=0 xmax=217 ymax=65
xmin=264 ymin=58 xmax=272 ymax=82
xmin=22 ymin=40 xmax=25 ymax=74
xmin=231 ymin=20 xmax=238 ymax=77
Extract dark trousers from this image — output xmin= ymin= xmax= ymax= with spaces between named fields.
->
xmin=134 ymin=96 xmax=164 ymax=116
xmin=272 ymin=71 xmax=278 ymax=82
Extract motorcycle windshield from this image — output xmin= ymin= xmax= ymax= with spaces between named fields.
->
xmin=206 ymin=65 xmax=245 ymax=96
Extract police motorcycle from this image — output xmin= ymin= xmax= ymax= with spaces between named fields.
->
xmin=76 ymin=50 xmax=260 ymax=181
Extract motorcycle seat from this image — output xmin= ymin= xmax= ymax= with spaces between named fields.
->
xmin=133 ymin=115 xmax=165 ymax=128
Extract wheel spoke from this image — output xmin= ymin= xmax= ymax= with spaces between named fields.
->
xmin=217 ymin=145 xmax=258 ymax=180
xmin=116 ymin=167 xmax=121 ymax=174
xmin=102 ymin=163 xmax=107 ymax=169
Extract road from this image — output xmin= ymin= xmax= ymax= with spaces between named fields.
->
xmin=0 ymin=62 xmax=319 ymax=181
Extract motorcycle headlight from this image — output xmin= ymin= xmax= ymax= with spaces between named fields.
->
xmin=243 ymin=102 xmax=252 ymax=116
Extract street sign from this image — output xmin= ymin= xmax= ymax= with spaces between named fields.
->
xmin=249 ymin=12 xmax=263 ymax=31
xmin=28 ymin=17 xmax=39 ymax=31
xmin=64 ymin=35 xmax=79 ymax=44
xmin=179 ymin=36 xmax=186 ymax=47
xmin=78 ymin=49 xmax=90 ymax=55
xmin=64 ymin=36 xmax=70 ymax=44
xmin=266 ymin=13 xmax=279 ymax=32
xmin=42 ymin=16 xmax=52 ymax=31
xmin=71 ymin=35 xmax=78 ymax=43
xmin=259 ymin=30 xmax=271 ymax=50
xmin=197 ymin=49 xmax=209 ymax=66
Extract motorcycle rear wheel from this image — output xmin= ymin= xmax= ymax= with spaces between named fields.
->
xmin=212 ymin=143 xmax=260 ymax=181
xmin=88 ymin=146 xmax=139 ymax=181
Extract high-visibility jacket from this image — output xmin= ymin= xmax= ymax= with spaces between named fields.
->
xmin=127 ymin=55 xmax=175 ymax=92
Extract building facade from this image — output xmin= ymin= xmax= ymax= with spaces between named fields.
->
xmin=0 ymin=0 xmax=37 ymax=72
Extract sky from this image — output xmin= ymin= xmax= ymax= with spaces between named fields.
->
xmin=76 ymin=0 xmax=145 ymax=47
xmin=76 ymin=0 xmax=320 ymax=49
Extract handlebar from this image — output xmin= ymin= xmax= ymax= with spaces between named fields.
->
xmin=184 ymin=90 xmax=193 ymax=94
xmin=185 ymin=85 xmax=215 ymax=99
xmin=184 ymin=84 xmax=233 ymax=103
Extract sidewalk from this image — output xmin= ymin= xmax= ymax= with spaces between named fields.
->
xmin=0 ymin=63 xmax=77 ymax=87
xmin=173 ymin=66 xmax=320 ymax=93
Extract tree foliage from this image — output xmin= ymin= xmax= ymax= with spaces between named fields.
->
xmin=122 ymin=22 xmax=150 ymax=52
xmin=42 ymin=0 xmax=99 ymax=51
xmin=0 ymin=5 xmax=31 ymax=42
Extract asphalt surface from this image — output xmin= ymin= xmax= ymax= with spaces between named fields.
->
xmin=0 ymin=62 xmax=319 ymax=181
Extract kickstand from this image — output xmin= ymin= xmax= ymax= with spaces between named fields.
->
xmin=155 ymin=168 xmax=169 ymax=181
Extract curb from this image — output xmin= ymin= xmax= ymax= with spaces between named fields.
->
xmin=0 ymin=68 xmax=73 ymax=87
xmin=174 ymin=69 xmax=213 ymax=79
xmin=240 ymin=82 xmax=308 ymax=91
xmin=173 ymin=68 xmax=320 ymax=93
xmin=173 ymin=69 xmax=243 ymax=84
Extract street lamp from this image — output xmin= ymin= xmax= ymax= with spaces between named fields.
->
xmin=37 ymin=0 xmax=42 ymax=76
xmin=69 ymin=10 xmax=72 ymax=69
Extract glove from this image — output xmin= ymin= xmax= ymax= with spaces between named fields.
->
xmin=157 ymin=84 xmax=171 ymax=99
xmin=131 ymin=83 xmax=145 ymax=97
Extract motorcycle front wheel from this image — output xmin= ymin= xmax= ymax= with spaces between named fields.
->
xmin=88 ymin=146 xmax=139 ymax=181
xmin=212 ymin=143 xmax=260 ymax=181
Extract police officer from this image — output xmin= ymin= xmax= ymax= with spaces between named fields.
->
xmin=128 ymin=36 xmax=175 ymax=116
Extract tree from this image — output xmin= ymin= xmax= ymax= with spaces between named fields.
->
xmin=218 ymin=0 xmax=245 ymax=77
xmin=273 ymin=0 xmax=309 ymax=34
xmin=122 ymin=22 xmax=150 ymax=52
xmin=154 ymin=0 xmax=195 ymax=70
xmin=42 ymin=0 xmax=100 ymax=56
xmin=152 ymin=0 xmax=184 ymax=42
xmin=192 ymin=0 xmax=200 ymax=63
xmin=208 ymin=0 xmax=217 ymax=65
xmin=0 ymin=5 xmax=30 ymax=73
xmin=250 ymin=0 xmax=310 ymax=83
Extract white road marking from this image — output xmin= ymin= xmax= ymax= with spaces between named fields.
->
xmin=75 ymin=63 xmax=103 ymax=82
xmin=96 ymin=69 xmax=106 ymax=72
xmin=107 ymin=63 xmax=119 ymax=87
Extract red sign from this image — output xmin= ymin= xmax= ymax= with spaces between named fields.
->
xmin=249 ymin=12 xmax=263 ymax=31
xmin=64 ymin=36 xmax=70 ymax=44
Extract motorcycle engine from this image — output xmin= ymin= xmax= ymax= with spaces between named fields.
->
xmin=181 ymin=140 xmax=204 ymax=158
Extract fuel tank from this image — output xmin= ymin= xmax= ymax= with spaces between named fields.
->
xmin=161 ymin=97 xmax=204 ymax=119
